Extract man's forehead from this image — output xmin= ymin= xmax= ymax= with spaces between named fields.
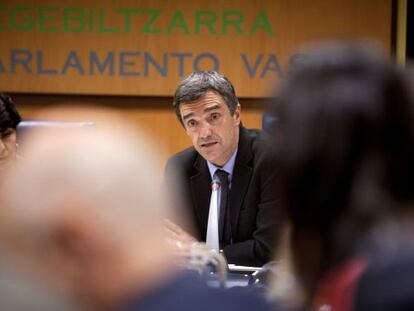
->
xmin=180 ymin=92 xmax=226 ymax=113
xmin=181 ymin=101 xmax=223 ymax=113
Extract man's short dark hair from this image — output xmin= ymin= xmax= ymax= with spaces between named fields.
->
xmin=173 ymin=71 xmax=239 ymax=125
xmin=0 ymin=93 xmax=21 ymax=129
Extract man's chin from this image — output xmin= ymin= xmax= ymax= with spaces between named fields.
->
xmin=203 ymin=155 xmax=226 ymax=167
xmin=197 ymin=146 xmax=226 ymax=165
xmin=200 ymin=153 xmax=219 ymax=164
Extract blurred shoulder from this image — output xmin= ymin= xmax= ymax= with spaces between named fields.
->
xmin=164 ymin=147 xmax=201 ymax=180
xmin=166 ymin=146 xmax=198 ymax=169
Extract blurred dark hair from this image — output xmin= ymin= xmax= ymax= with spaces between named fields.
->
xmin=272 ymin=42 xmax=414 ymax=301
xmin=0 ymin=94 xmax=21 ymax=129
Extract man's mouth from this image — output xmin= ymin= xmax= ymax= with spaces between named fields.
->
xmin=200 ymin=142 xmax=218 ymax=148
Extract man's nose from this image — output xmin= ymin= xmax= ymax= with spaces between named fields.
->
xmin=199 ymin=121 xmax=213 ymax=138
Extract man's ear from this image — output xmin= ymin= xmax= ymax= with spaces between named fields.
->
xmin=184 ymin=126 xmax=191 ymax=136
xmin=233 ymin=104 xmax=241 ymax=126
xmin=49 ymin=213 xmax=107 ymax=274
xmin=54 ymin=216 xmax=90 ymax=258
xmin=32 ymin=215 xmax=89 ymax=287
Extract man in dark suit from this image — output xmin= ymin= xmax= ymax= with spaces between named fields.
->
xmin=164 ymin=71 xmax=281 ymax=266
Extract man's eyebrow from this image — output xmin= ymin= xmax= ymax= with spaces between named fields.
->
xmin=204 ymin=104 xmax=221 ymax=113
xmin=182 ymin=112 xmax=194 ymax=122
xmin=182 ymin=104 xmax=221 ymax=121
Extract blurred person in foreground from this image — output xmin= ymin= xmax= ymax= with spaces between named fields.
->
xmin=164 ymin=71 xmax=281 ymax=266
xmin=270 ymin=43 xmax=414 ymax=311
xmin=0 ymin=93 xmax=21 ymax=171
xmin=0 ymin=249 xmax=82 ymax=311
xmin=0 ymin=111 xmax=273 ymax=311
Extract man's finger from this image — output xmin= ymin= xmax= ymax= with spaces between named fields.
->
xmin=163 ymin=218 xmax=186 ymax=234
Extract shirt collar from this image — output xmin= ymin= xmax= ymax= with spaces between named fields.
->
xmin=207 ymin=148 xmax=238 ymax=183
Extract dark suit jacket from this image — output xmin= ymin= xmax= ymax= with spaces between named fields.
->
xmin=164 ymin=126 xmax=282 ymax=266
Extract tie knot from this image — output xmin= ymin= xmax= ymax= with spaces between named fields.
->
xmin=215 ymin=169 xmax=228 ymax=185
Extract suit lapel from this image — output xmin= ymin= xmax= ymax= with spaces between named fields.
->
xmin=229 ymin=127 xmax=253 ymax=237
xmin=190 ymin=155 xmax=212 ymax=239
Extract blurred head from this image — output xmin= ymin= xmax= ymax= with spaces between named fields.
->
xmin=0 ymin=249 xmax=82 ymax=311
xmin=272 ymin=42 xmax=414 ymax=301
xmin=173 ymin=71 xmax=241 ymax=166
xmin=0 ymin=94 xmax=21 ymax=170
xmin=0 ymin=114 xmax=173 ymax=310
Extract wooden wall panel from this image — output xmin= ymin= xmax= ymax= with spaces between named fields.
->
xmin=5 ymin=0 xmax=395 ymax=178
xmin=0 ymin=0 xmax=392 ymax=97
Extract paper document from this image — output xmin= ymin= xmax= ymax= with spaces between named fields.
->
xmin=228 ymin=264 xmax=262 ymax=272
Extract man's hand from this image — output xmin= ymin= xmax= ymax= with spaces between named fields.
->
xmin=164 ymin=219 xmax=197 ymax=246
xmin=164 ymin=219 xmax=198 ymax=264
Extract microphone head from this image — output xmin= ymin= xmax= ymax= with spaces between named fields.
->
xmin=211 ymin=180 xmax=221 ymax=191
